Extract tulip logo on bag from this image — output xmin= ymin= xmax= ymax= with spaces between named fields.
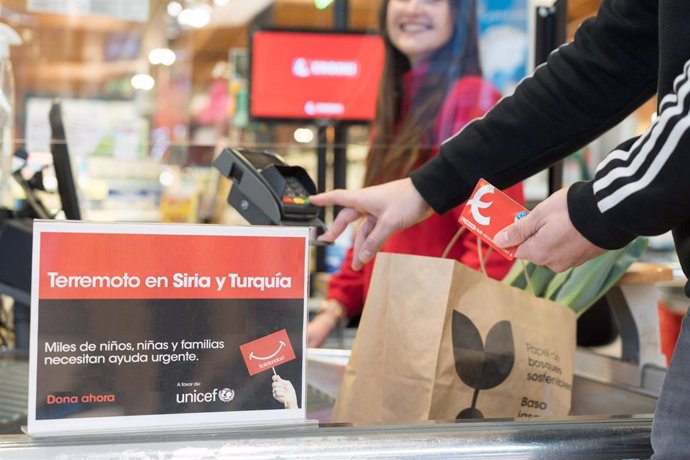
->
xmin=452 ymin=311 xmax=515 ymax=419
xmin=459 ymin=178 xmax=529 ymax=260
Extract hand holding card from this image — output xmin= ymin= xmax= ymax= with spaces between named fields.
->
xmin=459 ymin=179 xmax=529 ymax=260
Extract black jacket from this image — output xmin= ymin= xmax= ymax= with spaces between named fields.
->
xmin=411 ymin=0 xmax=690 ymax=293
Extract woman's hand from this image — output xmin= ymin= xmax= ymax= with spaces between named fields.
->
xmin=307 ymin=300 xmax=347 ymax=348
xmin=307 ymin=314 xmax=335 ymax=348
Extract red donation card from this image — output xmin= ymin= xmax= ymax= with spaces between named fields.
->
xmin=239 ymin=329 xmax=296 ymax=376
xmin=459 ymin=178 xmax=529 ymax=260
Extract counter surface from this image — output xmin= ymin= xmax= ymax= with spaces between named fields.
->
xmin=1 ymin=342 xmax=658 ymax=458
xmin=0 ymin=416 xmax=653 ymax=459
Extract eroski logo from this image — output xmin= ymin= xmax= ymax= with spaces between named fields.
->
xmin=292 ymin=58 xmax=310 ymax=78
xmin=291 ymin=57 xmax=359 ymax=78
xmin=467 ymin=183 xmax=494 ymax=226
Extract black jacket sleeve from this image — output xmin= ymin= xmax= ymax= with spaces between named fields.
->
xmin=410 ymin=0 xmax=659 ymax=216
xmin=569 ymin=51 xmax=690 ymax=249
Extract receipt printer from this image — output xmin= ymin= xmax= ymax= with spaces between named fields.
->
xmin=213 ymin=148 xmax=327 ymax=235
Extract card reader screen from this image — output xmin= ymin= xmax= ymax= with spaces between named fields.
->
xmin=239 ymin=150 xmax=286 ymax=170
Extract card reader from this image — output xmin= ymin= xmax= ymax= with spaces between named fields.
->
xmin=213 ymin=148 xmax=327 ymax=236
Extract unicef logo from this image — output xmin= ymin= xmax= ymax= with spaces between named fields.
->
xmin=218 ymin=388 xmax=235 ymax=403
xmin=514 ymin=211 xmax=529 ymax=221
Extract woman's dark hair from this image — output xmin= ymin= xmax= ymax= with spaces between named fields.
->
xmin=364 ymin=0 xmax=482 ymax=186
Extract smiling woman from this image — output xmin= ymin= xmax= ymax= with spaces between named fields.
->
xmin=386 ymin=0 xmax=454 ymax=67
xmin=307 ymin=0 xmax=525 ymax=347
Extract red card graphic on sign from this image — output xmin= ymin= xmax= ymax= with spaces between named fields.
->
xmin=459 ymin=178 xmax=529 ymax=260
xmin=240 ymin=329 xmax=296 ymax=376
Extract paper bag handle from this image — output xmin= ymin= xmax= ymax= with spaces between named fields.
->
xmin=443 ymin=226 xmax=534 ymax=296
xmin=441 ymin=226 xmax=467 ymax=259
xmin=441 ymin=226 xmax=494 ymax=274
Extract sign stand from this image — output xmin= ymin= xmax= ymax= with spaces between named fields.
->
xmin=27 ymin=221 xmax=311 ymax=437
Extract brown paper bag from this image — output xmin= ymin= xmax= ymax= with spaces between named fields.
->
xmin=331 ymin=252 xmax=576 ymax=423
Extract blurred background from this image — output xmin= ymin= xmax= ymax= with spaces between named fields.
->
xmin=0 ymin=0 xmax=627 ymax=228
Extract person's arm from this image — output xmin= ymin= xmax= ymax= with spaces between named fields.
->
xmin=493 ymin=0 xmax=690 ymax=271
xmin=497 ymin=52 xmax=690 ymax=271
xmin=312 ymin=0 xmax=659 ymax=269
xmin=443 ymin=79 xmax=524 ymax=279
xmin=307 ymin=298 xmax=348 ymax=348
xmin=322 ymin=247 xmax=363 ymax=318
xmin=412 ymin=0 xmax=659 ymax=213
xmin=307 ymin=247 xmax=360 ymax=347
xmin=568 ymin=40 xmax=690 ymax=250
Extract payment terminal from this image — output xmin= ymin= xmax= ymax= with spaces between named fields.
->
xmin=213 ymin=148 xmax=327 ymax=236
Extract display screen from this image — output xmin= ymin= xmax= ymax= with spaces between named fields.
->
xmin=250 ymin=29 xmax=384 ymax=123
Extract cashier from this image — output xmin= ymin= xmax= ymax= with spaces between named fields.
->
xmin=307 ymin=0 xmax=523 ymax=347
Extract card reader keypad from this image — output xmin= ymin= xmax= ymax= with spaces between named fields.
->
xmin=281 ymin=176 xmax=311 ymax=205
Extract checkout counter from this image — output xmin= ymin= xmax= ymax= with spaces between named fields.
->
xmin=0 ymin=350 xmax=657 ymax=459
xmin=0 ymin=149 xmax=681 ymax=457
xmin=0 ymin=261 xmax=677 ymax=458
xmin=0 ymin=415 xmax=655 ymax=459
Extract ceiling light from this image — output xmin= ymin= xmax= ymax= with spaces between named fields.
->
xmin=178 ymin=4 xmax=212 ymax=28
xmin=167 ymin=1 xmax=183 ymax=16
xmin=315 ymin=0 xmax=334 ymax=10
xmin=148 ymin=48 xmax=176 ymax=66
xmin=159 ymin=169 xmax=175 ymax=187
xmin=294 ymin=128 xmax=314 ymax=144
xmin=131 ymin=74 xmax=155 ymax=91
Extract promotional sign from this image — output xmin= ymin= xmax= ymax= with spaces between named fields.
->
xmin=459 ymin=178 xmax=529 ymax=260
xmin=28 ymin=222 xmax=309 ymax=437
xmin=250 ymin=30 xmax=384 ymax=122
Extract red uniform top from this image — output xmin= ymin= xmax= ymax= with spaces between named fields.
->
xmin=327 ymin=71 xmax=524 ymax=319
